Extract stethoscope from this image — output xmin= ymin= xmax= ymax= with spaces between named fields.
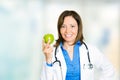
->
xmin=52 ymin=42 xmax=93 ymax=79
xmin=82 ymin=42 xmax=93 ymax=69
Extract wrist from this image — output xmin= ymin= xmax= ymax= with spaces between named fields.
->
xmin=46 ymin=58 xmax=52 ymax=64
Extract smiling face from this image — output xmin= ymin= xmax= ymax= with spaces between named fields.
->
xmin=55 ymin=10 xmax=84 ymax=47
xmin=60 ymin=16 xmax=78 ymax=44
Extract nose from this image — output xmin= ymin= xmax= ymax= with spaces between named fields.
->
xmin=66 ymin=26 xmax=71 ymax=33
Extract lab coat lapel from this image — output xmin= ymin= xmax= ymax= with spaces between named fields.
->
xmin=54 ymin=46 xmax=67 ymax=80
xmin=80 ymin=44 xmax=94 ymax=80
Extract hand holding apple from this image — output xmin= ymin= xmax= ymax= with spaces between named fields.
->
xmin=43 ymin=33 xmax=54 ymax=44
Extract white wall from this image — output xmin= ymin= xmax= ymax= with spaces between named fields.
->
xmin=0 ymin=0 xmax=119 ymax=80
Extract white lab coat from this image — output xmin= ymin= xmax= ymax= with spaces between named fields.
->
xmin=40 ymin=43 xmax=115 ymax=80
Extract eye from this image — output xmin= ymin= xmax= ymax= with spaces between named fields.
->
xmin=71 ymin=25 xmax=74 ymax=27
xmin=71 ymin=25 xmax=75 ymax=28
xmin=61 ymin=25 xmax=66 ymax=28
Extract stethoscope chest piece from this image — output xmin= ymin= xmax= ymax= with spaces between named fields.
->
xmin=83 ymin=63 xmax=93 ymax=70
xmin=88 ymin=63 xmax=93 ymax=69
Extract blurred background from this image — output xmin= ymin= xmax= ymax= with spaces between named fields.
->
xmin=0 ymin=0 xmax=119 ymax=80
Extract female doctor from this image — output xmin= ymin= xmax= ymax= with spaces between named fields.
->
xmin=40 ymin=10 xmax=115 ymax=80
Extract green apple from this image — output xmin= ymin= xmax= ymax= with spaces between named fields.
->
xmin=43 ymin=33 xmax=54 ymax=44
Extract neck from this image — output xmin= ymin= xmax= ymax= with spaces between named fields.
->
xmin=63 ymin=42 xmax=74 ymax=50
xmin=64 ymin=41 xmax=74 ymax=46
xmin=63 ymin=42 xmax=74 ymax=60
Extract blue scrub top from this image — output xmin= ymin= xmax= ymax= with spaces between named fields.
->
xmin=60 ymin=41 xmax=81 ymax=80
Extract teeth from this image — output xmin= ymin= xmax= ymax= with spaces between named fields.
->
xmin=66 ymin=34 xmax=72 ymax=37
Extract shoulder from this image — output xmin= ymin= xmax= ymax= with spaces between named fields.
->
xmin=81 ymin=42 xmax=104 ymax=57
xmin=81 ymin=42 xmax=99 ymax=51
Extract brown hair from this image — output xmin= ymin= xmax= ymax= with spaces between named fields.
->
xmin=54 ymin=10 xmax=84 ymax=47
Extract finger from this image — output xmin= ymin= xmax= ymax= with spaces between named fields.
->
xmin=46 ymin=39 xmax=51 ymax=45
xmin=43 ymin=43 xmax=50 ymax=51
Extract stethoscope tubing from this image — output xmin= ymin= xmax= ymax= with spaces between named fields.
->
xmin=52 ymin=42 xmax=93 ymax=79
xmin=82 ymin=42 xmax=93 ymax=69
